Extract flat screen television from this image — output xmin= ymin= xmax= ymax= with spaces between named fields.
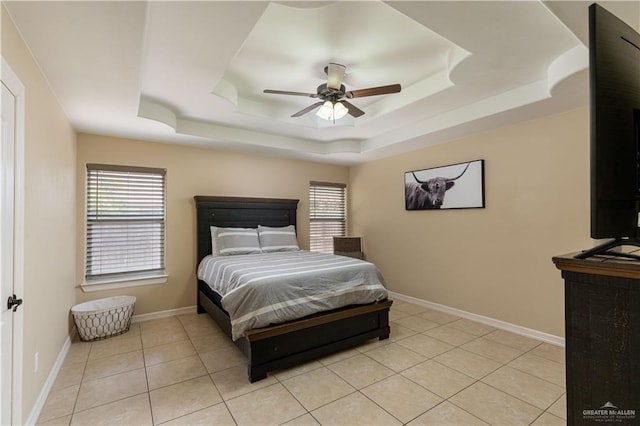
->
xmin=576 ymin=3 xmax=640 ymax=259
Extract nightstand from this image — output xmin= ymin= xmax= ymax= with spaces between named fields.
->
xmin=333 ymin=237 xmax=364 ymax=259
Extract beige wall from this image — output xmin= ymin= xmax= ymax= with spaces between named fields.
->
xmin=2 ymin=6 xmax=77 ymax=421
xmin=75 ymin=134 xmax=349 ymax=314
xmin=349 ymin=108 xmax=592 ymax=337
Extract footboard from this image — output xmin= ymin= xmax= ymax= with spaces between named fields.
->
xmin=244 ymin=300 xmax=392 ymax=382
xmin=198 ymin=284 xmax=392 ymax=382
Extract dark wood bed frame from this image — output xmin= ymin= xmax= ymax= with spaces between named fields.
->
xmin=194 ymin=195 xmax=392 ymax=382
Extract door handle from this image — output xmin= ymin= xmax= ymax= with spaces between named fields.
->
xmin=7 ymin=294 xmax=22 ymax=312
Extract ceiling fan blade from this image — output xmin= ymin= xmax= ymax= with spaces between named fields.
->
xmin=341 ymin=100 xmax=365 ymax=118
xmin=346 ymin=84 xmax=401 ymax=99
xmin=291 ymin=101 xmax=324 ymax=118
xmin=326 ymin=63 xmax=346 ymax=90
xmin=264 ymin=89 xmax=318 ymax=98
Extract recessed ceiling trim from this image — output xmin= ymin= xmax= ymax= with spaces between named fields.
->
xmin=361 ymin=79 xmax=551 ymax=154
xmin=138 ymin=97 xmax=177 ymax=130
xmin=355 ymin=70 xmax=455 ymax=124
xmin=177 ymin=118 xmax=326 ymax=154
xmin=217 ymin=1 xmax=467 ymax=127
xmin=547 ymin=45 xmax=588 ymax=94
xmin=141 ymin=44 xmax=586 ymax=160
xmin=212 ymin=79 xmax=238 ymax=107
xmin=138 ymin=96 xmax=366 ymax=155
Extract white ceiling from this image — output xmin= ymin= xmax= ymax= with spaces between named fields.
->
xmin=4 ymin=1 xmax=640 ymax=165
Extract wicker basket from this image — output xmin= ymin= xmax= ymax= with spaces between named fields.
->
xmin=71 ymin=296 xmax=136 ymax=342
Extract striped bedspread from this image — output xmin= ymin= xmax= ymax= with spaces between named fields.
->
xmin=197 ymin=251 xmax=388 ymax=340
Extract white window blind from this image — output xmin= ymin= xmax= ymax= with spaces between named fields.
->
xmin=85 ymin=164 xmax=166 ymax=282
xmin=309 ymin=181 xmax=346 ymax=253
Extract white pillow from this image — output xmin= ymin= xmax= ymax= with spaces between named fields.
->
xmin=217 ymin=227 xmax=262 ymax=256
xmin=210 ymin=226 xmax=220 ymax=256
xmin=258 ymin=225 xmax=299 ymax=252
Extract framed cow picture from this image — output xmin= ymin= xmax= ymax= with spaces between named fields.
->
xmin=405 ymin=159 xmax=485 ymax=210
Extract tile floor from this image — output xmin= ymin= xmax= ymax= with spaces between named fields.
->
xmin=37 ymin=300 xmax=567 ymax=425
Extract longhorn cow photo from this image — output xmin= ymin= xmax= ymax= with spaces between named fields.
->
xmin=404 ymin=160 xmax=485 ymax=210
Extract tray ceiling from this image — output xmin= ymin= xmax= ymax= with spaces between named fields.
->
xmin=4 ymin=1 xmax=640 ymax=164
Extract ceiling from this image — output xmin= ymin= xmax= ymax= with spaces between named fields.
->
xmin=4 ymin=1 xmax=640 ymax=165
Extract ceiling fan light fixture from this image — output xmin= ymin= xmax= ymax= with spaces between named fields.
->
xmin=333 ymin=101 xmax=348 ymax=119
xmin=316 ymin=101 xmax=333 ymax=120
xmin=264 ymin=63 xmax=401 ymax=120
xmin=316 ymin=101 xmax=348 ymax=121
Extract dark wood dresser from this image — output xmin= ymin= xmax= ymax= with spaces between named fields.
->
xmin=553 ymin=253 xmax=640 ymax=425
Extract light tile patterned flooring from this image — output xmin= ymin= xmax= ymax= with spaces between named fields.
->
xmin=38 ymin=301 xmax=567 ymax=425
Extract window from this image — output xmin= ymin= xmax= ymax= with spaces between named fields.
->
xmin=84 ymin=164 xmax=166 ymax=289
xmin=309 ymin=181 xmax=346 ymax=253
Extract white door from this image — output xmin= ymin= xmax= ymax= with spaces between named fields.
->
xmin=1 ymin=58 xmax=24 ymax=426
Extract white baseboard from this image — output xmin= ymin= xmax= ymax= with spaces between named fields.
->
xmin=387 ymin=291 xmax=565 ymax=347
xmin=26 ymin=335 xmax=72 ymax=425
xmin=28 ymin=305 xmax=197 ymax=424
xmin=131 ymin=305 xmax=196 ymax=323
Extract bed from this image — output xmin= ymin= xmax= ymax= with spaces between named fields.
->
xmin=194 ymin=195 xmax=392 ymax=382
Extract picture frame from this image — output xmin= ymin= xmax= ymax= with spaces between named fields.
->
xmin=405 ymin=159 xmax=485 ymax=210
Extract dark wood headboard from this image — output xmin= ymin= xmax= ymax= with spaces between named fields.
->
xmin=194 ymin=196 xmax=299 ymax=265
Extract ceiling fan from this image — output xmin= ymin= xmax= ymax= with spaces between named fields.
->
xmin=263 ymin=63 xmax=401 ymax=121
